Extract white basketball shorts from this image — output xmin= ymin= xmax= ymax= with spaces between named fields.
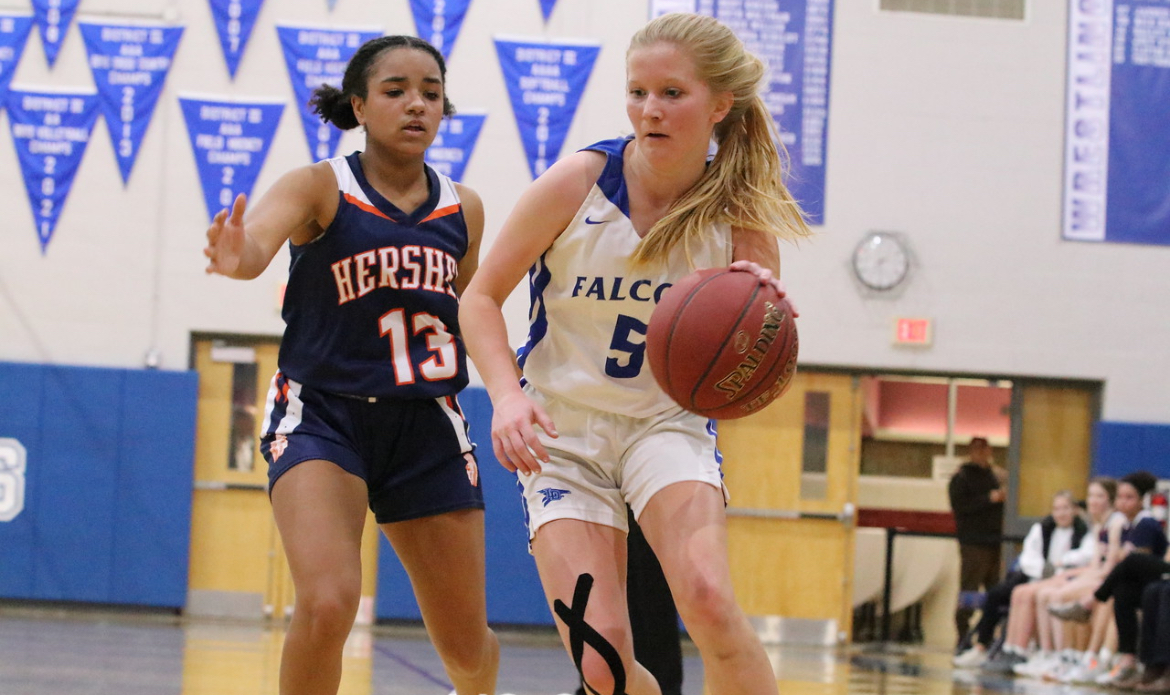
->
xmin=516 ymin=382 xmax=729 ymax=541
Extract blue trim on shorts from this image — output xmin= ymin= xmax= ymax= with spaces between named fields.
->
xmin=516 ymin=473 xmax=532 ymax=537
xmin=706 ymin=419 xmax=724 ymax=477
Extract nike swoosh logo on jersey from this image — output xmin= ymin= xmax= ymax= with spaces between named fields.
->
xmin=584 ymin=216 xmax=610 ymax=225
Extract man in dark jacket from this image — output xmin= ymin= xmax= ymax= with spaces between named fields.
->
xmin=948 ymin=436 xmax=1006 ymax=645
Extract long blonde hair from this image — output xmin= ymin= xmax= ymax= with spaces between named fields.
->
xmin=628 ymin=13 xmax=812 ymax=266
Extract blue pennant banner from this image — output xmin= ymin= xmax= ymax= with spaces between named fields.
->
xmin=494 ymin=36 xmax=600 ymax=179
xmin=651 ymin=0 xmax=835 ymax=224
xmin=79 ymin=21 xmax=184 ymax=185
xmin=1063 ymin=0 xmax=1170 ymax=246
xmin=409 ymin=0 xmax=472 ymax=60
xmin=209 ymin=0 xmax=264 ymax=79
xmin=539 ymin=0 xmax=557 ymax=22
xmin=0 ymin=13 xmax=34 ymax=102
xmin=6 ymin=87 xmax=100 ymax=252
xmin=276 ymin=24 xmax=382 ymax=162
xmin=178 ymin=94 xmax=285 ymax=222
xmin=425 ymin=111 xmax=486 ymax=182
xmin=32 ymin=0 xmax=80 ymax=67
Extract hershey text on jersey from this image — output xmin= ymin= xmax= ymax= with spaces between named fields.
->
xmin=330 ymin=244 xmax=459 ymax=305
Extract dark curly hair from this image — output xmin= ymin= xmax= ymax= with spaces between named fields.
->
xmin=308 ymin=35 xmax=454 ymax=131
xmin=1120 ymin=470 xmax=1158 ymax=499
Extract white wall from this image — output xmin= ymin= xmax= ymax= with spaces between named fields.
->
xmin=0 ymin=0 xmax=1166 ymax=424
xmin=807 ymin=1 xmax=1170 ymax=425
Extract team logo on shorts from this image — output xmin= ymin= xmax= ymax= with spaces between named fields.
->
xmin=538 ymin=487 xmax=571 ymax=507
xmin=269 ymin=434 xmax=289 ymax=462
xmin=463 ymin=453 xmax=479 ymax=487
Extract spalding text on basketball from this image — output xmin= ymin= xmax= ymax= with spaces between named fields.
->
xmin=713 ymin=301 xmax=786 ymax=400
xmin=737 ymin=333 xmax=799 ymax=414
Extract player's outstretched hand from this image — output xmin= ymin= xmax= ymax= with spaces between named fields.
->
xmin=729 ymin=260 xmax=799 ymax=317
xmin=204 ymin=193 xmax=247 ymax=276
xmin=491 ymin=390 xmax=558 ymax=476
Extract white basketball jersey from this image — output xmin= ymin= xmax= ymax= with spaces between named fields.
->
xmin=517 ymin=138 xmax=733 ymax=418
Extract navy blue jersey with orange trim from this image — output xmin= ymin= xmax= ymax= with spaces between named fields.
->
xmin=278 ymin=152 xmax=469 ymax=399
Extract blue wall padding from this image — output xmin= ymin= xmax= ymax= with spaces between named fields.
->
xmin=110 ymin=371 xmax=199 ymax=606
xmin=0 ymin=362 xmax=198 ymax=608
xmin=0 ymin=363 xmax=42 ymax=597
xmin=1094 ymin=421 xmax=1170 ymax=480
xmin=34 ymin=366 xmax=120 ymax=602
xmin=376 ymin=387 xmax=553 ymax=626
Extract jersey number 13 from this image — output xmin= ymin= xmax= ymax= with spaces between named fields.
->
xmin=380 ymin=309 xmax=457 ymax=385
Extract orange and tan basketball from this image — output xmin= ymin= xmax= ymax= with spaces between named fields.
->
xmin=646 ymin=268 xmax=799 ymax=420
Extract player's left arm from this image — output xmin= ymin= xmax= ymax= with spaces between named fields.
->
xmin=731 ymin=227 xmax=796 ymax=313
xmin=453 ymin=183 xmax=484 ymax=297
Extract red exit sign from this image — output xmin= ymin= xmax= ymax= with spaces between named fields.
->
xmin=893 ymin=317 xmax=933 ymax=346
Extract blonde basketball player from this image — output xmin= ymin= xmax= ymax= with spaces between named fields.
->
xmin=461 ymin=13 xmax=811 ymax=695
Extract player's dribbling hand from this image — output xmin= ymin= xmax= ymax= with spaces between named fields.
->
xmin=204 ymin=193 xmax=247 ymax=276
xmin=729 ymin=260 xmax=799 ymax=317
xmin=491 ymin=390 xmax=558 ymax=476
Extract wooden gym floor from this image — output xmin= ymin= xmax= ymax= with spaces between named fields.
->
xmin=0 ymin=603 xmax=1106 ymax=695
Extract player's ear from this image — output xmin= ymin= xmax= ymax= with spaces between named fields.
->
xmin=350 ymin=94 xmax=366 ymax=127
xmin=710 ymin=90 xmax=733 ymax=125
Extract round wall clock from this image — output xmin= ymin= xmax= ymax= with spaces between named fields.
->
xmin=852 ymin=232 xmax=910 ymax=291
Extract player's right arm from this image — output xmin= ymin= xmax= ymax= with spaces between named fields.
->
xmin=460 ymin=150 xmax=602 ymax=474
xmin=204 ymin=162 xmax=338 ymax=280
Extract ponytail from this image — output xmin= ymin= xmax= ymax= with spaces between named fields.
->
xmin=629 ymin=13 xmax=811 ymax=267
xmin=309 ymin=83 xmax=359 ymax=130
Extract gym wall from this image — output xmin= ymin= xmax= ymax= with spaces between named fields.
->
xmin=0 ymin=1 xmax=1166 ymax=427
xmin=0 ymin=0 xmax=1167 ymax=612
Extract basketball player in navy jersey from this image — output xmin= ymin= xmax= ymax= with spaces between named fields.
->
xmin=203 ymin=36 xmax=498 ymax=695
xmin=462 ymin=13 xmax=810 ymax=695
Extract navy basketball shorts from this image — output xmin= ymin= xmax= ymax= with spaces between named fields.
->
xmin=259 ymin=372 xmax=483 ymax=524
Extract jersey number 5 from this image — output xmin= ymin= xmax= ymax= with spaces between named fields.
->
xmin=605 ymin=314 xmax=647 ymax=379
xmin=380 ymin=309 xmax=457 ymax=385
